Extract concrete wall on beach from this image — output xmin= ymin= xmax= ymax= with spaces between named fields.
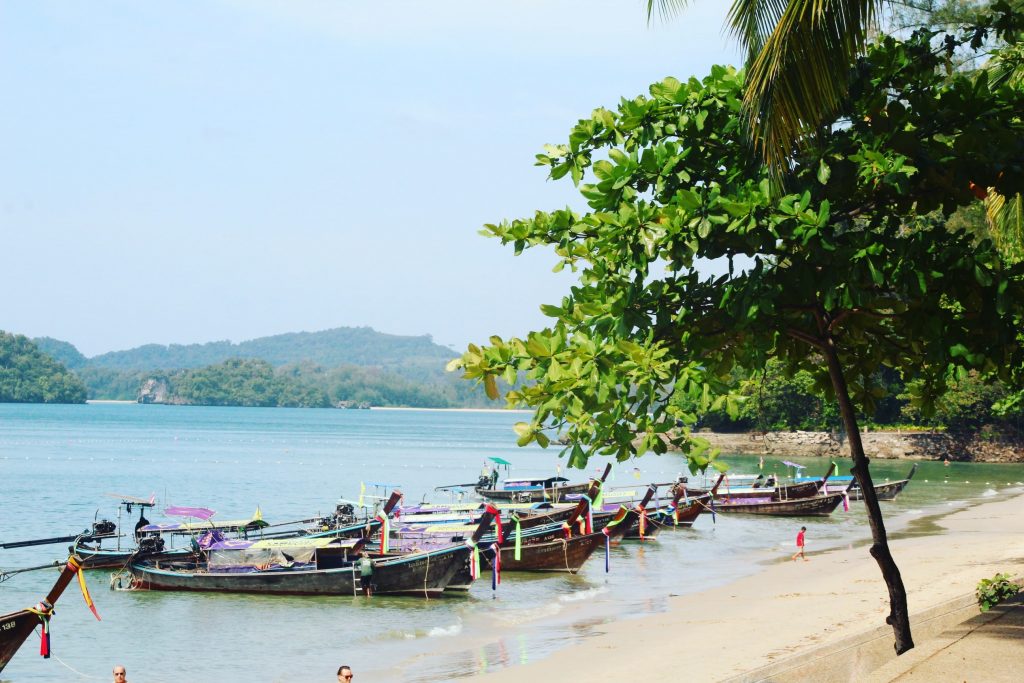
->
xmin=693 ymin=430 xmax=1024 ymax=463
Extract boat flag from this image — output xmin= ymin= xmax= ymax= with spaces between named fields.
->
xmin=375 ymin=514 xmax=390 ymax=553
xmin=580 ymin=495 xmax=594 ymax=534
xmin=465 ymin=540 xmax=480 ymax=580
xmin=602 ymin=527 xmax=611 ymax=572
xmin=593 ymin=481 xmax=604 ymax=510
xmin=513 ymin=514 xmax=522 ymax=560
xmin=490 ymin=543 xmax=501 ymax=589
xmin=27 ymin=600 xmax=53 ymax=657
xmin=358 ymin=482 xmax=365 ymax=508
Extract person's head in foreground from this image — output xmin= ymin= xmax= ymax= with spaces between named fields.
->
xmin=113 ymin=666 xmax=127 ymax=682
xmin=337 ymin=665 xmax=353 ymax=681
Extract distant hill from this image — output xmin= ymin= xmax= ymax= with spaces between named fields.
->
xmin=87 ymin=327 xmax=457 ymax=376
xmin=28 ymin=327 xmax=491 ymax=408
xmin=33 ymin=337 xmax=89 ymax=369
xmin=0 ymin=331 xmax=87 ymax=404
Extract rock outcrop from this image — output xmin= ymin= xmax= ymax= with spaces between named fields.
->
xmin=692 ymin=430 xmax=1024 ymax=463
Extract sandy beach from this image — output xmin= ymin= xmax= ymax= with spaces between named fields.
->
xmin=467 ymin=491 xmax=1024 ymax=682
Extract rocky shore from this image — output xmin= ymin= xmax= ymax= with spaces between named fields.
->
xmin=696 ymin=429 xmax=1024 ymax=463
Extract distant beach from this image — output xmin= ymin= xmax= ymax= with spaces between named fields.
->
xmin=466 ymin=491 xmax=1024 ymax=681
xmin=85 ymin=399 xmax=136 ymax=404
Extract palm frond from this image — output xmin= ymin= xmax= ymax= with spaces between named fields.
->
xmin=729 ymin=0 xmax=884 ymax=167
xmin=985 ymin=190 xmax=1024 ymax=263
xmin=646 ymin=1 xmax=695 ymax=23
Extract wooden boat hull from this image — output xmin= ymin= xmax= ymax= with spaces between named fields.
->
xmin=1 ymin=556 xmax=83 ymax=674
xmin=685 ymin=479 xmax=822 ymax=501
xmin=633 ymin=496 xmax=708 ymax=534
xmin=484 ymin=532 xmax=606 ymax=573
xmin=129 ymin=545 xmax=470 ymax=597
xmin=0 ymin=609 xmax=44 ymax=674
xmin=475 ymin=482 xmax=591 ymax=503
xmin=823 ymin=465 xmax=917 ymax=501
xmin=713 ymin=492 xmax=845 ymax=517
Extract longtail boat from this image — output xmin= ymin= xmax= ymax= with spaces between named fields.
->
xmin=72 ymin=502 xmax=270 ymax=569
xmin=475 ymin=476 xmax=591 ymax=503
xmin=800 ymin=464 xmax=918 ymax=501
xmin=482 ymin=530 xmax=607 ymax=573
xmin=1 ymin=556 xmax=95 ymax=674
xmin=623 ymin=474 xmax=725 ymax=536
xmin=683 ymin=472 xmax=829 ymax=501
xmin=712 ymin=490 xmax=848 ymax=516
xmin=128 ymin=500 xmax=497 ymax=598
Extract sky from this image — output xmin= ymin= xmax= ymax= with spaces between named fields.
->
xmin=0 ymin=1 xmax=740 ymax=357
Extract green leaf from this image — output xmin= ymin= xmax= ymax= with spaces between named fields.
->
xmin=817 ymin=159 xmax=831 ymax=185
xmin=484 ymin=375 xmax=500 ymax=400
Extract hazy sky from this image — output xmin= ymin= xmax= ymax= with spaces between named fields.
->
xmin=1 ymin=1 xmax=739 ymax=357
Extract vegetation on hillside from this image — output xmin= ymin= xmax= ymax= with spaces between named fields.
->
xmin=136 ymin=358 xmax=491 ymax=408
xmin=87 ymin=327 xmax=456 ymax=378
xmin=0 ymin=332 xmax=87 ymax=404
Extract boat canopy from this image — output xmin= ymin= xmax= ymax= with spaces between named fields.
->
xmin=164 ymin=506 xmax=216 ymax=520
xmin=502 ymin=477 xmax=569 ymax=490
xmin=489 ymin=457 xmax=512 ymax=466
xmin=206 ymin=537 xmax=363 ymax=570
xmin=139 ymin=518 xmax=267 ymax=534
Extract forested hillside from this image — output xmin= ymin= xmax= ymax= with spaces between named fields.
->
xmin=87 ymin=327 xmax=456 ymax=377
xmin=26 ymin=327 xmax=491 ymax=407
xmin=137 ymin=358 xmax=490 ymax=408
xmin=0 ymin=332 xmax=87 ymax=404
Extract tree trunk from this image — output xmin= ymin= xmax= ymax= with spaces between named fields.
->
xmin=823 ymin=337 xmax=915 ymax=654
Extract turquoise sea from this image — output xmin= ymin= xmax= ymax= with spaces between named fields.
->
xmin=2 ymin=403 xmax=1023 ymax=682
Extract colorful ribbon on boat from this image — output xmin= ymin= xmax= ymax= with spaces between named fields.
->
xmin=562 ymin=521 xmax=572 ymax=539
xmin=605 ymin=507 xmax=627 ymax=532
xmin=375 ymin=514 xmax=390 ymax=553
xmin=831 ymin=461 xmax=840 ymax=477
xmin=842 ymin=492 xmax=850 ymax=512
xmin=580 ymin=494 xmax=594 ymax=534
xmin=593 ymin=481 xmax=604 ymax=510
xmin=512 ymin=513 xmax=522 ymax=560
xmin=489 ymin=542 xmax=501 ymax=589
xmin=601 ymin=527 xmax=611 ymax=573
xmin=68 ymin=557 xmax=101 ymax=621
xmin=27 ymin=600 xmax=54 ymax=658
xmin=637 ymin=505 xmax=647 ymax=538
xmin=485 ymin=504 xmax=501 ymax=541
xmin=668 ymin=502 xmax=678 ymax=526
xmin=465 ymin=540 xmax=480 ymax=580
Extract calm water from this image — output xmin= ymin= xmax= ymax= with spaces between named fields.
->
xmin=2 ymin=404 xmax=1023 ymax=682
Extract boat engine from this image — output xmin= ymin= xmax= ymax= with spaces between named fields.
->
xmin=92 ymin=519 xmax=116 ymax=536
xmin=477 ymin=475 xmax=491 ymax=489
xmin=138 ymin=535 xmax=165 ymax=554
xmin=321 ymin=502 xmax=356 ymax=529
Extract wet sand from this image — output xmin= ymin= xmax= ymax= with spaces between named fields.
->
xmin=466 ymin=491 xmax=1024 ymax=681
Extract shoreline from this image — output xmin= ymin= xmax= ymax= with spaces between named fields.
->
xmin=466 ymin=489 xmax=1024 ymax=681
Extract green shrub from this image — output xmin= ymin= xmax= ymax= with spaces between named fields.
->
xmin=976 ymin=573 xmax=1021 ymax=612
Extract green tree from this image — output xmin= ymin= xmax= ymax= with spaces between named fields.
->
xmin=452 ymin=23 xmax=1024 ymax=653
xmin=0 ymin=331 xmax=87 ymax=404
